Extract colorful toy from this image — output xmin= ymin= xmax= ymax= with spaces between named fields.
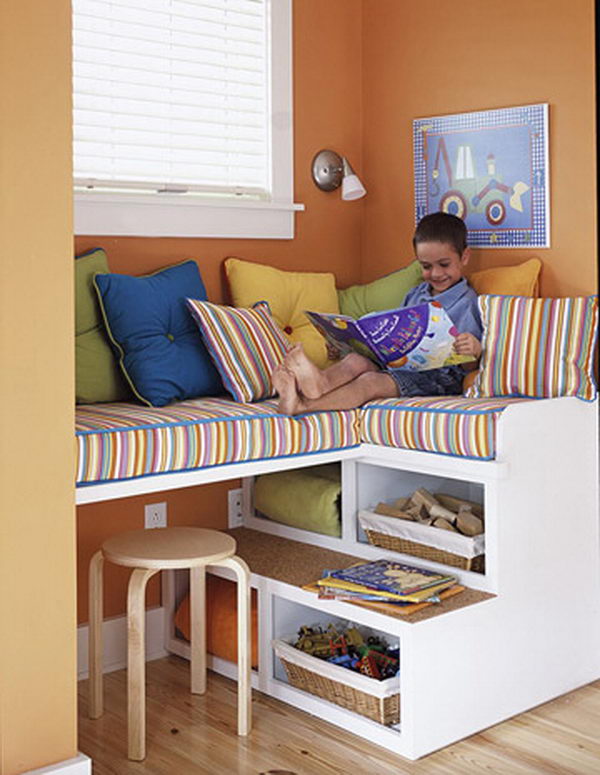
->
xmin=293 ymin=623 xmax=399 ymax=680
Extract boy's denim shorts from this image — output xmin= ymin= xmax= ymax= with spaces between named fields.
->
xmin=386 ymin=365 xmax=465 ymax=398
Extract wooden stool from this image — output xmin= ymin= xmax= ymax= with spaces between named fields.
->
xmin=88 ymin=527 xmax=251 ymax=761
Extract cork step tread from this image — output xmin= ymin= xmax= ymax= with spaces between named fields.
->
xmin=227 ymin=527 xmax=494 ymax=624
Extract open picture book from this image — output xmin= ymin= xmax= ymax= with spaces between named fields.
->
xmin=305 ymin=300 xmax=473 ymax=371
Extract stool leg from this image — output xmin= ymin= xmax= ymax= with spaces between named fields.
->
xmin=88 ymin=550 xmax=104 ymax=719
xmin=127 ymin=567 xmax=158 ymax=761
xmin=218 ymin=555 xmax=252 ymax=736
xmin=190 ymin=565 xmax=206 ymax=694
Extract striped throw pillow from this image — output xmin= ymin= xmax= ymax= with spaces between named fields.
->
xmin=465 ymin=295 xmax=598 ymax=400
xmin=187 ymin=299 xmax=291 ymax=403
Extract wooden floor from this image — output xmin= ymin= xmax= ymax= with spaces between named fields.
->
xmin=78 ymin=656 xmax=600 ymax=775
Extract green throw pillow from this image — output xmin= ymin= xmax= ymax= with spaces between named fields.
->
xmin=338 ymin=260 xmax=423 ymax=319
xmin=254 ymin=464 xmax=341 ymax=537
xmin=75 ymin=249 xmax=131 ymax=404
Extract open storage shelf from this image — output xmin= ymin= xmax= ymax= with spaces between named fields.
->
xmin=352 ymin=461 xmax=486 ymax=573
xmin=271 ymin=597 xmax=401 ymax=727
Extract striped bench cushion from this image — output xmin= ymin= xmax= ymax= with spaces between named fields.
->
xmin=76 ymin=397 xmax=359 ymax=485
xmin=359 ymin=396 xmax=531 ymax=460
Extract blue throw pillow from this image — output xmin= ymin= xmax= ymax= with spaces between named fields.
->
xmin=94 ymin=260 xmax=223 ymax=406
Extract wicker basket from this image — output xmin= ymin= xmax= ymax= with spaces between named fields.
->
xmin=359 ymin=510 xmax=485 ymax=573
xmin=273 ymin=639 xmax=400 ymax=726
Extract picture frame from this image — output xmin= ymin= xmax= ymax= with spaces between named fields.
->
xmin=413 ymin=104 xmax=550 ymax=248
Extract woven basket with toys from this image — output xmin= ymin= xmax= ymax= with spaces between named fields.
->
xmin=358 ymin=488 xmax=485 ymax=572
xmin=273 ymin=623 xmax=400 ymax=726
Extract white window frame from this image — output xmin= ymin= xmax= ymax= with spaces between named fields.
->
xmin=73 ymin=0 xmax=303 ymax=239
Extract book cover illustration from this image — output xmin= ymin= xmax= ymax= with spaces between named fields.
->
xmin=305 ymin=301 xmax=473 ymax=371
xmin=327 ymin=559 xmax=456 ymax=597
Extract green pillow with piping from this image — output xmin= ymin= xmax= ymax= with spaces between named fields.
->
xmin=338 ymin=260 xmax=423 ymax=319
xmin=75 ymin=248 xmax=131 ymax=404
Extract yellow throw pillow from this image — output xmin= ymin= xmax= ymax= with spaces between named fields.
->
xmin=468 ymin=257 xmax=542 ymax=297
xmin=224 ymin=257 xmax=339 ymax=368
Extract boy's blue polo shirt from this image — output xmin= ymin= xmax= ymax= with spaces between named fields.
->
xmin=402 ymin=278 xmax=483 ymax=340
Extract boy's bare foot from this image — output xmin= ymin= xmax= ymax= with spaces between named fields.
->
xmin=272 ymin=365 xmax=306 ymax=415
xmin=284 ymin=344 xmax=326 ymax=399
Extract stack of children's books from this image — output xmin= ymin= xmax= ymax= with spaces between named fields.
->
xmin=303 ymin=558 xmax=464 ymax=616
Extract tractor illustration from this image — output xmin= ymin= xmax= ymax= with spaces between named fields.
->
xmin=430 ymin=136 xmax=530 ymax=226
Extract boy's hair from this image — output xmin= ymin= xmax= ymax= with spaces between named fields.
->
xmin=413 ymin=212 xmax=468 ymax=256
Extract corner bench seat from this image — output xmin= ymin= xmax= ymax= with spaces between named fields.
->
xmin=76 ymin=394 xmax=532 ymax=488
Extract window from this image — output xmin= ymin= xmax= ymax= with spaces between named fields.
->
xmin=72 ymin=0 xmax=301 ymax=238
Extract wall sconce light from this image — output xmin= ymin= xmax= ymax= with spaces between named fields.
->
xmin=311 ymin=149 xmax=367 ymax=201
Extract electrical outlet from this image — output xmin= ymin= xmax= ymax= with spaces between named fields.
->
xmin=228 ymin=488 xmax=243 ymax=528
xmin=144 ymin=502 xmax=167 ymax=529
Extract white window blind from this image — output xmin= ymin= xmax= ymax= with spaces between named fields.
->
xmin=72 ymin=0 xmax=299 ymax=238
xmin=73 ymin=0 xmax=273 ymax=198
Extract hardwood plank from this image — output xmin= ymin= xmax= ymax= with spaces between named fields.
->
xmin=79 ymin=657 xmax=600 ymax=774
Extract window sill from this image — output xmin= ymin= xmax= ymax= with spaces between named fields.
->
xmin=74 ymin=192 xmax=305 ymax=239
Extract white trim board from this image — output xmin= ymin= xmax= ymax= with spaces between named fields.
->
xmin=76 ymin=448 xmax=357 ymax=504
xmin=74 ymin=193 xmax=304 ymax=238
xmin=21 ymin=754 xmax=91 ymax=775
xmin=77 ymin=606 xmax=167 ymax=680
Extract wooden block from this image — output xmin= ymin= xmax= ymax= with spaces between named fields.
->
xmin=432 ymin=517 xmax=458 ymax=532
xmin=374 ymin=502 xmax=415 ymax=520
xmin=456 ymin=511 xmax=484 ymax=536
xmin=413 ymin=504 xmax=432 ymax=523
xmin=393 ymin=496 xmax=410 ymax=511
xmin=429 ymin=503 xmax=458 ymax=523
xmin=410 ymin=488 xmax=439 ymax=512
xmin=436 ymin=493 xmax=484 ymax=519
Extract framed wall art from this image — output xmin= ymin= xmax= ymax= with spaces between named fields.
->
xmin=414 ymin=103 xmax=549 ymax=248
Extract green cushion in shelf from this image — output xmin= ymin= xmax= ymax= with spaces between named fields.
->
xmin=254 ymin=464 xmax=341 ymax=537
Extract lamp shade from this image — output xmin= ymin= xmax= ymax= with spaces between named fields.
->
xmin=341 ymin=156 xmax=366 ymax=200
xmin=342 ymin=173 xmax=366 ymax=201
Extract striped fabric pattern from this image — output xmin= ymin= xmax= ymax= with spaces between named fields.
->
xmin=76 ymin=397 xmax=359 ymax=485
xmin=186 ymin=299 xmax=291 ymax=403
xmin=466 ymin=295 xmax=599 ymax=400
xmin=360 ymin=396 xmax=530 ymax=459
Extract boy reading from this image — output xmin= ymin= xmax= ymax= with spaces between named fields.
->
xmin=273 ymin=212 xmax=482 ymax=415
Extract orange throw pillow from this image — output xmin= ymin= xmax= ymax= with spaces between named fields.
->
xmin=468 ymin=257 xmax=541 ymax=297
xmin=174 ymin=575 xmax=258 ymax=668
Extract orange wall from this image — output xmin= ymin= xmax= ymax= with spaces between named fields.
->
xmin=361 ymin=0 xmax=597 ymax=296
xmin=0 ymin=0 xmax=76 ymax=772
xmin=74 ymin=0 xmax=364 ymax=623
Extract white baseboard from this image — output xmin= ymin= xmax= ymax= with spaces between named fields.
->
xmin=77 ymin=606 xmax=168 ymax=680
xmin=22 ymin=753 xmax=91 ymax=775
